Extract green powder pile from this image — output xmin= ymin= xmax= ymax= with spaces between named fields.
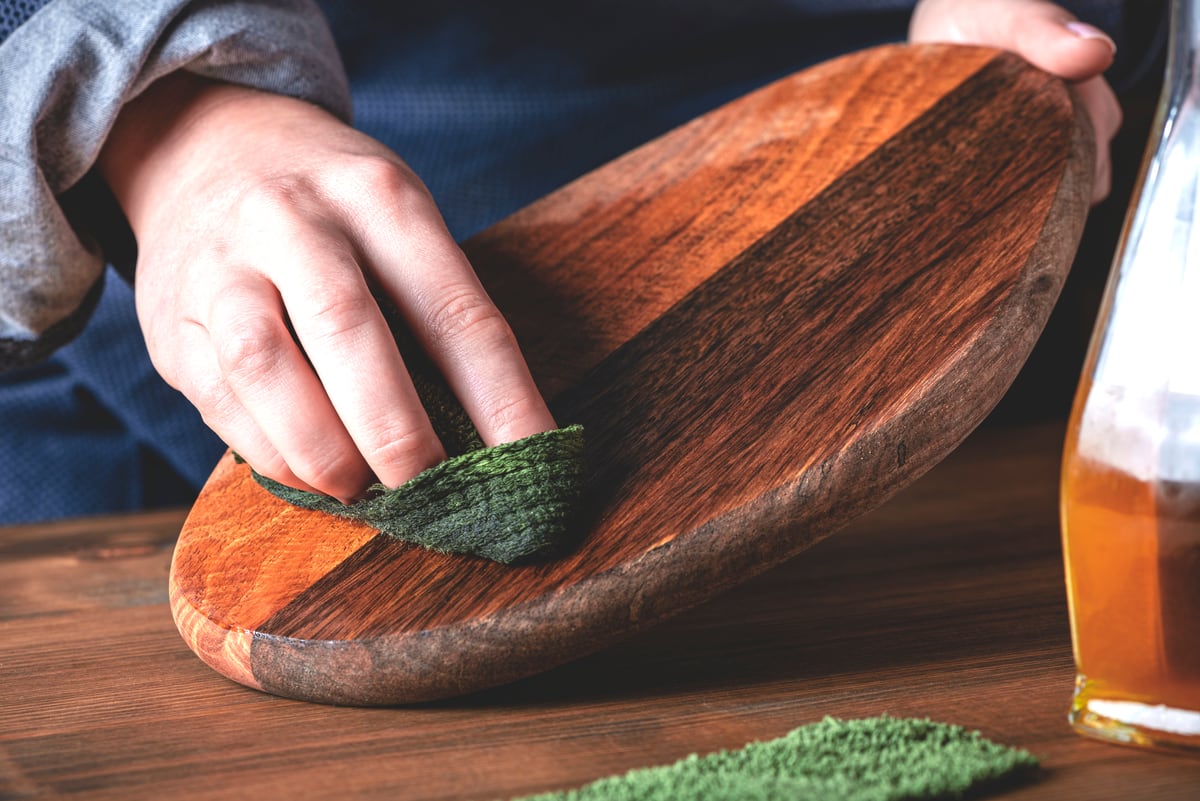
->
xmin=513 ymin=716 xmax=1038 ymax=801
xmin=246 ymin=301 xmax=586 ymax=565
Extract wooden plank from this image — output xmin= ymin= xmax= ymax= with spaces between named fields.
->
xmin=169 ymin=42 xmax=1094 ymax=704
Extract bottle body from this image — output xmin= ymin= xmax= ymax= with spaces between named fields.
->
xmin=1061 ymin=0 xmax=1200 ymax=750
xmin=1062 ymin=391 xmax=1200 ymax=748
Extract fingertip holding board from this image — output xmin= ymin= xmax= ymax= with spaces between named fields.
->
xmin=171 ymin=43 xmax=1093 ymax=705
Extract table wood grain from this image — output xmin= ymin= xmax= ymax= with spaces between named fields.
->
xmin=3 ymin=419 xmax=1198 ymax=800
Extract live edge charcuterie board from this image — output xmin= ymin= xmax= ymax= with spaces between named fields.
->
xmin=170 ymin=43 xmax=1093 ymax=705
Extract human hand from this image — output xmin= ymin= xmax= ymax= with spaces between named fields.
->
xmin=910 ymin=0 xmax=1122 ymax=203
xmin=99 ymin=73 xmax=556 ymax=502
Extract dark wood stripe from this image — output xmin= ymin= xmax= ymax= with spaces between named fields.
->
xmin=458 ymin=45 xmax=1001 ymax=400
xmin=253 ymin=50 xmax=1076 ymax=651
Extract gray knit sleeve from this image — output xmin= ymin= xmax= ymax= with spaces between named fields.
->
xmin=0 ymin=0 xmax=351 ymax=369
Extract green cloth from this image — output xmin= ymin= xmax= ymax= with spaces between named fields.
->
xmin=247 ymin=299 xmax=586 ymax=565
xmin=513 ymin=716 xmax=1038 ymax=801
xmin=250 ymin=425 xmax=584 ymax=564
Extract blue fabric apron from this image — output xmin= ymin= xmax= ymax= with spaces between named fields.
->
xmin=0 ymin=0 xmax=1142 ymax=521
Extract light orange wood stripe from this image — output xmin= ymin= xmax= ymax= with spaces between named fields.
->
xmin=171 ymin=452 xmax=379 ymax=636
xmin=169 ymin=577 xmax=258 ymax=690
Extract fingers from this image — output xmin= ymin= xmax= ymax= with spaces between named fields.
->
xmin=397 ymin=249 xmax=557 ymax=447
xmin=990 ymin=1 xmax=1116 ymax=80
xmin=331 ymin=158 xmax=558 ymax=449
xmin=148 ymin=317 xmax=324 ymax=497
xmin=910 ymin=0 xmax=1116 ymax=80
xmin=206 ymin=275 xmax=376 ymax=502
xmin=172 ymin=164 xmax=552 ymax=500
xmin=185 ymin=199 xmax=450 ymax=499
xmin=1074 ymin=75 xmax=1121 ymax=203
xmin=269 ymin=213 xmax=447 ymax=491
xmin=910 ymin=0 xmax=1122 ymax=203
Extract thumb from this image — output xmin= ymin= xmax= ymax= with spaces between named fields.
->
xmin=910 ymin=0 xmax=1116 ymax=81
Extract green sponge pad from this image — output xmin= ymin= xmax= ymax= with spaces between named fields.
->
xmin=249 ymin=424 xmax=585 ymax=564
xmin=246 ymin=298 xmax=586 ymax=565
xmin=513 ymin=716 xmax=1039 ymax=801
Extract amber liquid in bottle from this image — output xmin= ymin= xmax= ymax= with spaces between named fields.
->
xmin=1062 ymin=385 xmax=1200 ymax=742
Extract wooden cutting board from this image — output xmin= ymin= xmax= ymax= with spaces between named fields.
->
xmin=170 ymin=43 xmax=1092 ymax=705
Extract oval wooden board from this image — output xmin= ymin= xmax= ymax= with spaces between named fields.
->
xmin=171 ymin=43 xmax=1092 ymax=705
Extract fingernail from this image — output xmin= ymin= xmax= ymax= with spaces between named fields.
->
xmin=335 ymin=489 xmax=366 ymax=505
xmin=1066 ymin=21 xmax=1117 ymax=54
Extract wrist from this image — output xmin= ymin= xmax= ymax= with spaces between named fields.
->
xmin=97 ymin=72 xmax=262 ymax=236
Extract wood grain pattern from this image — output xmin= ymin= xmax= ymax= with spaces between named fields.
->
xmin=7 ymin=423 xmax=1200 ymax=800
xmin=472 ymin=44 xmax=1001 ymax=398
xmin=169 ymin=452 xmax=379 ymax=690
xmin=171 ymin=43 xmax=1094 ymax=704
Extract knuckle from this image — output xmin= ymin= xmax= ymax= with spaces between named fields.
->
xmin=212 ymin=311 xmax=290 ymax=386
xmin=477 ymin=391 xmax=544 ymax=439
xmin=303 ymin=286 xmax=377 ymax=345
xmin=348 ymin=156 xmax=428 ymax=201
xmin=424 ymin=287 xmax=513 ymax=349
xmin=234 ymin=181 xmax=300 ymax=226
xmin=361 ymin=426 xmax=439 ymax=476
xmin=324 ymin=155 xmax=444 ymax=235
xmin=235 ymin=178 xmax=309 ymax=223
xmin=190 ymin=373 xmax=240 ymax=423
xmin=326 ymin=155 xmax=432 ymax=217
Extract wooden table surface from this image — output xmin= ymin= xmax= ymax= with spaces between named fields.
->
xmin=3 ymin=419 xmax=1199 ymax=800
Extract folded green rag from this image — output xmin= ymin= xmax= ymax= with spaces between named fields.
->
xmin=246 ymin=302 xmax=586 ymax=565
xmin=250 ymin=424 xmax=584 ymax=564
xmin=512 ymin=716 xmax=1038 ymax=801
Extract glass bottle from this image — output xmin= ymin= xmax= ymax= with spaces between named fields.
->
xmin=1060 ymin=0 xmax=1200 ymax=750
